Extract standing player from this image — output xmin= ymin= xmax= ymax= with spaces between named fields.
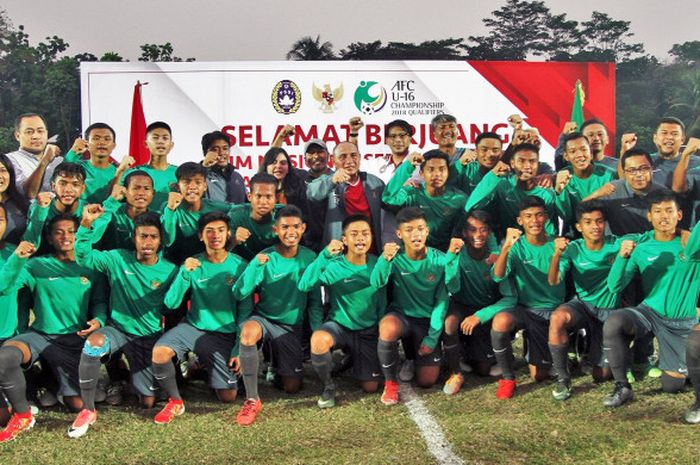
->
xmin=64 ymin=123 xmax=118 ymax=203
xmin=371 ymin=207 xmax=449 ymax=405
xmin=67 ymin=209 xmax=177 ymax=438
xmin=231 ymin=205 xmax=322 ymax=426
xmin=383 ymin=150 xmax=467 ymax=251
xmin=546 ymin=201 xmax=644 ymax=400
xmin=442 ymin=211 xmax=516 ymax=394
xmin=490 ymin=196 xmax=566 ymax=399
xmin=151 ymin=212 xmax=251 ymax=424
xmin=0 ymin=215 xmax=106 ymax=443
xmin=448 ymin=132 xmax=504 ymax=196
xmin=298 ymin=215 xmax=386 ymax=408
xmin=603 ymin=191 xmax=700 ymax=409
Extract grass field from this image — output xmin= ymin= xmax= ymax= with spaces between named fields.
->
xmin=1 ymin=358 xmax=698 ymax=465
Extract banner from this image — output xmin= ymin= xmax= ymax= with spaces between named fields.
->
xmin=80 ymin=61 xmax=615 ymax=183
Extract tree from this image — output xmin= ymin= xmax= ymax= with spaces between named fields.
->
xmin=465 ymin=0 xmax=551 ymax=60
xmin=576 ymin=11 xmax=645 ymax=62
xmin=540 ymin=13 xmax=585 ymax=61
xmin=139 ymin=42 xmax=193 ymax=62
xmin=99 ymin=51 xmax=125 ymax=62
xmin=286 ymin=35 xmax=335 ymax=60
xmin=670 ymin=41 xmax=700 ymax=64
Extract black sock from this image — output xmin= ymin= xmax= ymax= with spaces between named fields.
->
xmin=153 ymin=361 xmax=181 ymax=401
xmin=686 ymin=330 xmax=700 ymax=404
xmin=491 ymin=330 xmax=515 ymax=380
xmin=311 ymin=352 xmax=334 ymax=389
xmin=549 ymin=343 xmax=570 ymax=382
xmin=239 ymin=344 xmax=259 ymax=400
xmin=603 ymin=312 xmax=636 ymax=386
xmin=79 ymin=352 xmax=102 ymax=411
xmin=0 ymin=346 xmax=30 ymax=414
xmin=377 ymin=339 xmax=399 ymax=382
xmin=443 ymin=332 xmax=461 ymax=375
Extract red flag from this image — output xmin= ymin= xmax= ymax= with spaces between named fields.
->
xmin=128 ymin=81 xmax=149 ymax=166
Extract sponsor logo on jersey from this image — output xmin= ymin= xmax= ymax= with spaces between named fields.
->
xmin=80 ymin=276 xmax=89 ymax=285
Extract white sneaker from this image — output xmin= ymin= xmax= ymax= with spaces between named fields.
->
xmin=398 ymin=360 xmax=415 ymax=382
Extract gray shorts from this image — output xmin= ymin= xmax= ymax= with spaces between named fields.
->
xmin=10 ymin=330 xmax=83 ymax=397
xmin=318 ymin=321 xmax=382 ymax=382
xmin=560 ymin=298 xmax=616 ymax=367
xmin=618 ymin=305 xmax=697 ymax=374
xmin=156 ymin=322 xmax=237 ymax=390
xmin=248 ymin=315 xmax=303 ymax=378
xmin=386 ymin=312 xmax=442 ymax=367
xmin=95 ymin=326 xmax=160 ymax=397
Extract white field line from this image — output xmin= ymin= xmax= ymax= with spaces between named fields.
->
xmin=399 ymin=382 xmax=465 ymax=465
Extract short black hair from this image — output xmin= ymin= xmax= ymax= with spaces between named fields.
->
xmin=249 ymin=172 xmax=278 ymax=190
xmin=420 ymin=149 xmax=450 ymax=171
xmin=431 ymin=114 xmax=457 ymax=130
xmin=47 ymin=213 xmax=79 ymax=235
xmin=511 ymin=143 xmax=540 ymax=159
xmin=518 ymin=195 xmax=546 ymax=213
xmin=646 ymin=189 xmax=678 ymax=211
xmin=175 ymin=162 xmax=207 ymax=180
xmin=123 ymin=170 xmax=154 ymax=188
xmin=656 ymin=116 xmax=685 ymax=135
xmin=342 ymin=214 xmax=371 ymax=233
xmin=201 ymin=131 xmax=230 ymax=155
xmin=146 ymin=121 xmax=172 ymax=136
xmin=275 ymin=204 xmax=304 ymax=223
xmin=14 ymin=113 xmax=47 ymax=132
xmin=51 ymin=162 xmax=86 ymax=183
xmin=133 ymin=211 xmax=163 ymax=237
xmin=580 ymin=118 xmax=608 ymax=135
xmin=385 ymin=119 xmax=414 ymax=138
xmin=198 ymin=211 xmax=230 ymax=234
xmin=575 ymin=200 xmax=606 ymax=222
xmin=621 ymin=148 xmax=653 ymax=169
xmin=85 ymin=122 xmax=116 ymax=142
xmin=563 ymin=131 xmax=589 ymax=150
xmin=466 ymin=209 xmax=492 ymax=230
xmin=475 ymin=132 xmax=503 ymax=147
xmin=396 ymin=206 xmax=427 ymax=225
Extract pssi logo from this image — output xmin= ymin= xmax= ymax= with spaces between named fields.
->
xmin=272 ymin=80 xmax=301 ymax=115
xmin=354 ymin=81 xmax=387 ymax=115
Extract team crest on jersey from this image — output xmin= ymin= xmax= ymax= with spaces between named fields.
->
xmin=426 ymin=274 xmax=436 ymax=282
xmin=80 ymin=276 xmax=89 ymax=285
xmin=226 ymin=276 xmax=236 ymax=286
xmin=151 ymin=280 xmax=162 ymax=289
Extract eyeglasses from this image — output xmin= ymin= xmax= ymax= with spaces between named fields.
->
xmin=624 ymin=166 xmax=651 ymax=175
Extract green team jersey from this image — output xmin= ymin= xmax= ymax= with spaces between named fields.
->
xmin=88 ymin=196 xmax=149 ymax=251
xmin=23 ymin=199 xmax=86 ymax=248
xmin=233 ymin=245 xmax=322 ymax=329
xmin=123 ymin=164 xmax=177 ymax=212
xmin=445 ymin=248 xmax=517 ymax=323
xmin=608 ymin=227 xmax=700 ymax=319
xmin=447 ymin=160 xmax=487 ymax=195
xmin=64 ymin=149 xmax=117 ymax=204
xmin=75 ymin=225 xmax=178 ymax=336
xmin=555 ymin=163 xmax=616 ymax=226
xmin=559 ymin=234 xmax=642 ymax=309
xmin=494 ymin=236 xmax=565 ymax=309
xmin=383 ymin=160 xmax=468 ymax=251
xmin=0 ymin=253 xmax=107 ymax=334
xmin=298 ymin=249 xmax=386 ymax=331
xmin=370 ymin=247 xmax=448 ymax=349
xmin=162 ymin=198 xmax=230 ymax=261
xmin=228 ymin=204 xmax=283 ymax=261
xmin=164 ymin=252 xmax=252 ymax=334
xmin=465 ymin=171 xmax=560 ymax=237
xmin=0 ymin=244 xmax=19 ymax=339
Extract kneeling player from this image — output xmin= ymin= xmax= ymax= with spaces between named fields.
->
xmin=490 ymin=196 xmax=566 ymax=399
xmin=0 ymin=215 xmax=106 ymax=443
xmin=371 ymin=207 xmax=449 ymax=405
xmin=603 ymin=191 xmax=700 ymax=416
xmin=299 ymin=215 xmax=386 ymax=408
xmin=68 ymin=209 xmax=177 ymax=437
xmin=150 ymin=212 xmax=251 ymax=424
xmin=232 ymin=205 xmax=322 ymax=426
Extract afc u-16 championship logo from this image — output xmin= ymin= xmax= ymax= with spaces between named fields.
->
xmin=354 ymin=81 xmax=387 ymax=115
xmin=272 ymin=80 xmax=301 ymax=115
xmin=312 ymin=82 xmax=344 ymax=113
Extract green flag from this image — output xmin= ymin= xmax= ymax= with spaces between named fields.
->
xmin=570 ymin=80 xmax=585 ymax=128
